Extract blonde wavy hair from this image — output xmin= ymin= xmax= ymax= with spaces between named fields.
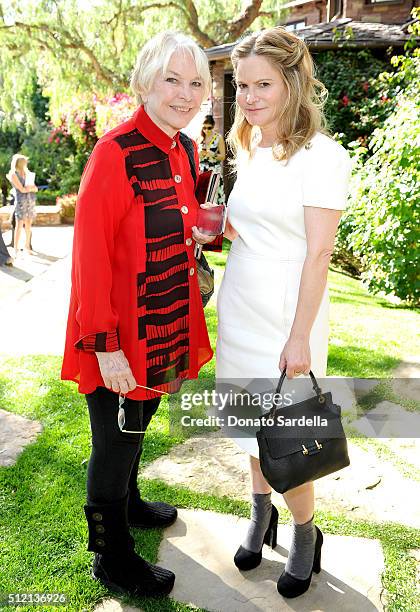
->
xmin=6 ymin=154 xmax=29 ymax=182
xmin=227 ymin=27 xmax=329 ymax=162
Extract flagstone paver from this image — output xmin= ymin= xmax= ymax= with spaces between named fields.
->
xmin=0 ymin=408 xmax=42 ymax=467
xmin=0 ymin=251 xmax=72 ymax=355
xmin=94 ymin=509 xmax=384 ymax=612
xmin=94 ymin=601 xmax=143 ymax=612
xmin=391 ymin=356 xmax=420 ymax=402
xmin=352 ymin=401 xmax=420 ymax=439
xmin=141 ymin=432 xmax=419 ymax=528
xmin=0 ymin=226 xmax=73 ymax=308
xmin=0 ymin=226 xmax=72 ymax=465
xmin=161 ymin=509 xmax=385 ymax=611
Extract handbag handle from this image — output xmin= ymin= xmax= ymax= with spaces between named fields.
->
xmin=268 ymin=369 xmax=323 ymax=418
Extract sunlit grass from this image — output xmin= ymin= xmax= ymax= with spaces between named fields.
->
xmin=0 ymin=262 xmax=419 ymax=610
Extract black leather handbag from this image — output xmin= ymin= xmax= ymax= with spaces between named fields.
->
xmin=196 ymin=250 xmax=214 ymax=307
xmin=256 ymin=369 xmax=350 ymax=494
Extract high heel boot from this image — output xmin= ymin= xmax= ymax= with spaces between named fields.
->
xmin=277 ymin=525 xmax=323 ymax=598
xmin=84 ymin=493 xmax=175 ymax=597
xmin=234 ymin=504 xmax=278 ymax=570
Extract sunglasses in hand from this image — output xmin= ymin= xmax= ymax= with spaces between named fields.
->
xmin=117 ymin=385 xmax=168 ymax=434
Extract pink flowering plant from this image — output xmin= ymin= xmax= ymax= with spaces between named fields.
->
xmin=95 ymin=92 xmax=137 ymax=137
xmin=315 ymin=48 xmax=395 ymax=147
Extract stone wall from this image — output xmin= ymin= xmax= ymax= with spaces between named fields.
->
xmin=0 ymin=205 xmax=65 ymax=230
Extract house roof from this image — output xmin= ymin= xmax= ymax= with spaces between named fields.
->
xmin=204 ymin=18 xmax=416 ymax=60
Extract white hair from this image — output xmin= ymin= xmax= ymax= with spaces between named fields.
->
xmin=130 ymin=31 xmax=211 ymax=104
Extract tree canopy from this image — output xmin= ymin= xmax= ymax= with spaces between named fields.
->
xmin=0 ymin=0 xmax=281 ymax=125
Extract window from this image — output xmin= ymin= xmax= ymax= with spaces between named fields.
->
xmin=285 ymin=20 xmax=306 ymax=31
xmin=365 ymin=0 xmax=403 ymax=4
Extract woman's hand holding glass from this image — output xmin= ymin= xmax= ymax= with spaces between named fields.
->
xmin=192 ymin=202 xmax=219 ymax=245
xmin=95 ymin=349 xmax=137 ymax=394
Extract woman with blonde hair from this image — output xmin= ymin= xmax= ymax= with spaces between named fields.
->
xmin=6 ymin=154 xmax=38 ymax=255
xmin=217 ymin=27 xmax=352 ymax=598
xmin=62 ymin=31 xmax=217 ymax=599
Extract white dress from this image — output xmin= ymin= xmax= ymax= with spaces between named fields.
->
xmin=216 ymin=132 xmax=352 ymax=457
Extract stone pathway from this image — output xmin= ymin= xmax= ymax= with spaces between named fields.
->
xmin=0 ymin=226 xmax=73 ymax=355
xmin=391 ymin=356 xmax=420 ymax=402
xmin=0 ymin=226 xmax=73 ymax=309
xmin=162 ymin=509 xmax=384 ymax=611
xmin=141 ymin=432 xmax=419 ymax=528
xmin=352 ymin=400 xmax=420 ymax=440
xmin=94 ymin=601 xmax=142 ymax=612
xmin=0 ymin=226 xmax=73 ymax=466
xmin=0 ymin=408 xmax=43 ymax=467
xmin=95 ymin=509 xmax=384 ymax=612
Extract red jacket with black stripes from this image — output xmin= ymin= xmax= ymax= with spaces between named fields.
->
xmin=61 ymin=105 xmax=222 ymax=400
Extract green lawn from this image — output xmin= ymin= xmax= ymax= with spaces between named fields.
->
xmin=0 ymin=261 xmax=419 ymax=612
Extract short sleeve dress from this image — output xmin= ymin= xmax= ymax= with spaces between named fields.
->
xmin=216 ymin=132 xmax=352 ymax=456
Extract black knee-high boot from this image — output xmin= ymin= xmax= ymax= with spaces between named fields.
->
xmin=127 ymin=447 xmax=178 ymax=528
xmin=127 ymin=399 xmax=177 ymax=529
xmin=84 ymin=493 xmax=175 ymax=597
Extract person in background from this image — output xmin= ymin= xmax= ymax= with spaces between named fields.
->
xmin=198 ymin=114 xmax=226 ymax=205
xmin=0 ymin=221 xmax=13 ymax=266
xmin=6 ymin=154 xmax=37 ymax=256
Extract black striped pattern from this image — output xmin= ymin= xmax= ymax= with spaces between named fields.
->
xmin=114 ymin=131 xmax=190 ymax=389
xmin=75 ymin=330 xmax=120 ymax=353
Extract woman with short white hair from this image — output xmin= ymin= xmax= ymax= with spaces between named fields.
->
xmin=62 ymin=31 xmax=216 ymax=598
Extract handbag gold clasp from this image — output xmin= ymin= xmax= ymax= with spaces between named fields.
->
xmin=302 ymin=440 xmax=323 ymax=455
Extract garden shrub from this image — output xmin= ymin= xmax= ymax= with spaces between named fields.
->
xmin=57 ymin=193 xmax=78 ymax=222
xmin=334 ymin=37 xmax=419 ymax=306
xmin=36 ymin=189 xmax=62 ymax=206
xmin=20 ymin=123 xmax=77 ymax=190
xmin=314 ymin=47 xmax=393 ymax=147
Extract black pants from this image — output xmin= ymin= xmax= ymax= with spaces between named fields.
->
xmin=0 ymin=229 xmax=10 ymax=265
xmin=85 ymin=386 xmax=161 ymax=504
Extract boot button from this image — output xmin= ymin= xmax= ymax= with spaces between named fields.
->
xmin=95 ymin=538 xmax=106 ymax=547
xmin=95 ymin=525 xmax=105 ymax=533
xmin=92 ymin=512 xmax=103 ymax=521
